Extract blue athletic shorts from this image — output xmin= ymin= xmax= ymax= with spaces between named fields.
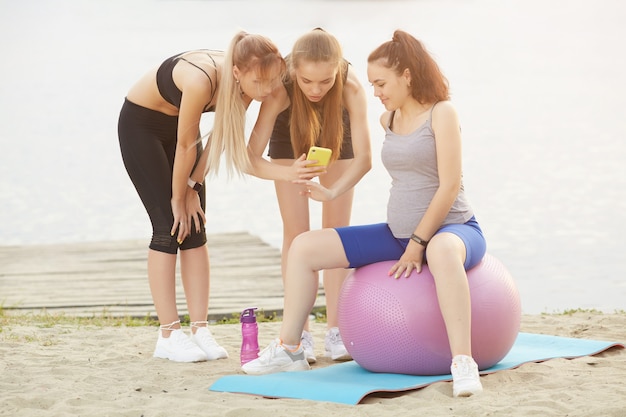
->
xmin=335 ymin=217 xmax=486 ymax=270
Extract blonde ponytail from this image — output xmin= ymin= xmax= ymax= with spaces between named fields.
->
xmin=205 ymin=31 xmax=285 ymax=178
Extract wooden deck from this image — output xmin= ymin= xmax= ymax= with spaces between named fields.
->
xmin=0 ymin=232 xmax=326 ymax=321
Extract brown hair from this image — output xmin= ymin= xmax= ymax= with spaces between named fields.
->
xmin=368 ymin=30 xmax=449 ymax=103
xmin=289 ymin=28 xmax=345 ymax=161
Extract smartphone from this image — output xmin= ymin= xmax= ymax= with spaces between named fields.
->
xmin=306 ymin=146 xmax=332 ymax=167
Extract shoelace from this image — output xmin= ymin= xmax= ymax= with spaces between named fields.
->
xmin=258 ymin=340 xmax=300 ymax=363
xmin=301 ymin=332 xmax=314 ymax=348
xmin=452 ymin=357 xmax=474 ymax=377
xmin=191 ymin=323 xmax=221 ymax=348
xmin=256 ymin=341 xmax=280 ymax=364
xmin=327 ymin=330 xmax=342 ymax=344
xmin=163 ymin=326 xmax=200 ymax=350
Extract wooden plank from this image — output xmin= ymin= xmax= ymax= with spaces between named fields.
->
xmin=0 ymin=232 xmax=326 ymax=319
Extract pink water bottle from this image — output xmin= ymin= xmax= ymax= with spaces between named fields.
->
xmin=240 ymin=307 xmax=259 ymax=365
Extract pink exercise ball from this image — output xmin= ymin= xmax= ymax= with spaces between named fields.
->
xmin=337 ymin=254 xmax=521 ymax=375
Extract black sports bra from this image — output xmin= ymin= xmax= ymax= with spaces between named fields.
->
xmin=156 ymin=50 xmax=218 ymax=113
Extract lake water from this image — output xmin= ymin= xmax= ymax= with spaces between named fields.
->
xmin=1 ymin=0 xmax=625 ymax=314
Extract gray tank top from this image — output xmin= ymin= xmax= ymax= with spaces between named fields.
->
xmin=381 ymin=104 xmax=474 ymax=238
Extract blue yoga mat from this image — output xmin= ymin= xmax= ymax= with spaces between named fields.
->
xmin=209 ymin=332 xmax=623 ymax=405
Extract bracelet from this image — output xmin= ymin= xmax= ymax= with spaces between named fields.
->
xmin=410 ymin=233 xmax=429 ymax=247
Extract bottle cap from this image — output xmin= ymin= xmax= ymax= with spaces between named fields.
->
xmin=240 ymin=307 xmax=257 ymax=323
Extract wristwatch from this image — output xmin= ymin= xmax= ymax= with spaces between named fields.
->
xmin=187 ymin=177 xmax=203 ymax=192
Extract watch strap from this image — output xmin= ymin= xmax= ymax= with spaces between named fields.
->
xmin=410 ymin=233 xmax=429 ymax=247
xmin=187 ymin=177 xmax=202 ymax=192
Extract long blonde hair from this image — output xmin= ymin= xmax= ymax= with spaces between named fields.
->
xmin=289 ymin=28 xmax=345 ymax=161
xmin=205 ymin=31 xmax=285 ymax=177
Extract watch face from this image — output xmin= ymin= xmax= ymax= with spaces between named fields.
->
xmin=193 ymin=182 xmax=202 ymax=192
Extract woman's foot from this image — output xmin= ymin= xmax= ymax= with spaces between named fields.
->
xmin=324 ymin=327 xmax=352 ymax=361
xmin=300 ymin=330 xmax=317 ymax=363
xmin=242 ymin=339 xmax=311 ymax=375
xmin=153 ymin=326 xmax=208 ymax=362
xmin=450 ymin=355 xmax=483 ymax=397
xmin=190 ymin=322 xmax=229 ymax=360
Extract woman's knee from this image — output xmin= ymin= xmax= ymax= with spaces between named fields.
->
xmin=290 ymin=231 xmax=317 ymax=259
xmin=426 ymin=232 xmax=466 ymax=266
xmin=291 ymin=229 xmax=349 ymax=271
xmin=150 ymin=230 xmax=179 ymax=254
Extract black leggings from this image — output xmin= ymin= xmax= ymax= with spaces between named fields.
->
xmin=118 ymin=98 xmax=207 ymax=254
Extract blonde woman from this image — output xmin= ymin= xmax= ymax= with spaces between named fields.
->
xmin=118 ymin=32 xmax=285 ymax=363
xmin=246 ymin=28 xmax=372 ymax=362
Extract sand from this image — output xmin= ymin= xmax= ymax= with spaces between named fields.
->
xmin=1 ymin=312 xmax=624 ymax=417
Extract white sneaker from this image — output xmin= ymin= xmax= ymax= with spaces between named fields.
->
xmin=301 ymin=330 xmax=317 ymax=364
xmin=451 ymin=355 xmax=483 ymax=397
xmin=190 ymin=327 xmax=229 ymax=360
xmin=241 ymin=338 xmax=311 ymax=375
xmin=324 ymin=327 xmax=352 ymax=361
xmin=153 ymin=328 xmax=208 ymax=362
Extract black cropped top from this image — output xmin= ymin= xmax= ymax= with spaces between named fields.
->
xmin=156 ymin=50 xmax=218 ymax=113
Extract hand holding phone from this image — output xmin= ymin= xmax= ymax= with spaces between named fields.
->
xmin=306 ymin=146 xmax=332 ymax=167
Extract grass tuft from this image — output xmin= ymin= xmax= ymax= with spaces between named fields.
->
xmin=0 ymin=305 xmax=329 ymax=328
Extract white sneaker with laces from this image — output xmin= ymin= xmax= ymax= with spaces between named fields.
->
xmin=241 ymin=338 xmax=311 ymax=375
xmin=301 ymin=330 xmax=317 ymax=364
xmin=450 ymin=355 xmax=483 ymax=397
xmin=153 ymin=327 xmax=208 ymax=363
xmin=324 ymin=327 xmax=352 ymax=361
xmin=190 ymin=323 xmax=229 ymax=360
